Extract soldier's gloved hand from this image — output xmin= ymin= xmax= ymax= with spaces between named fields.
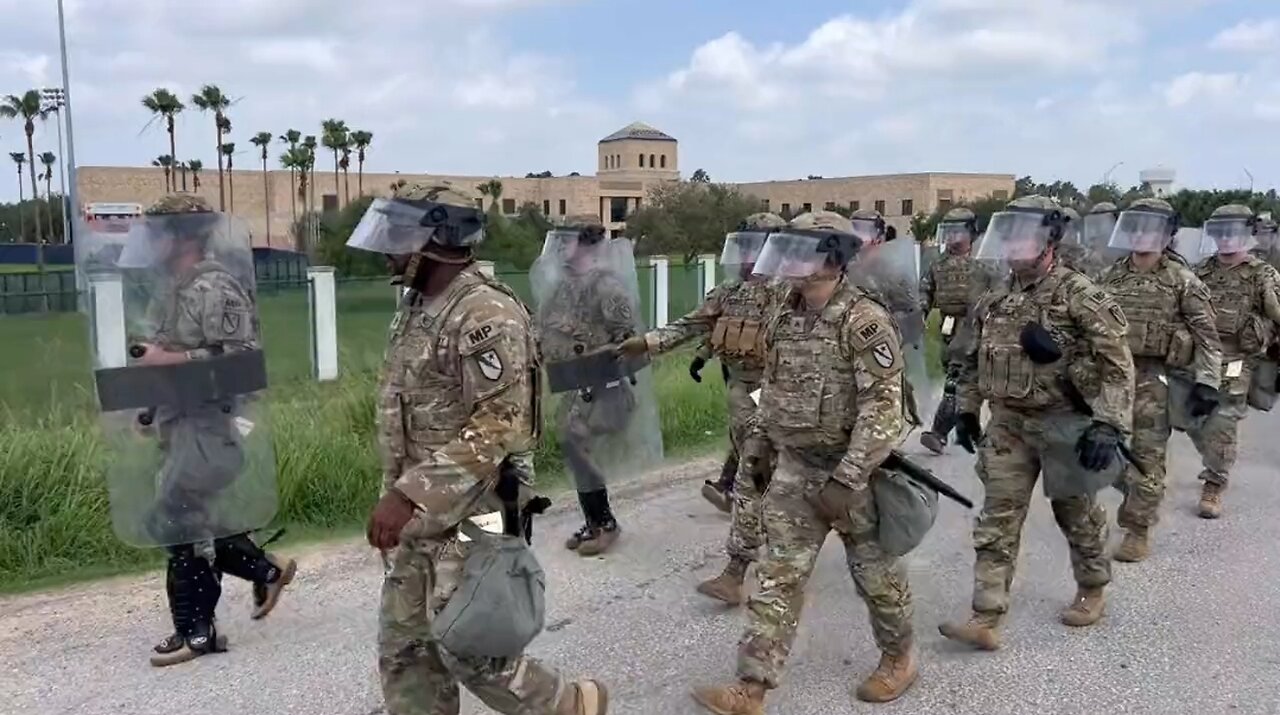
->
xmin=1019 ymin=322 xmax=1063 ymax=364
xmin=689 ymin=356 xmax=706 ymax=383
xmin=615 ymin=336 xmax=648 ymax=359
xmin=1076 ymin=421 xmax=1121 ymax=472
xmin=1188 ymin=383 xmax=1221 ymax=418
xmin=954 ymin=412 xmax=982 ymax=454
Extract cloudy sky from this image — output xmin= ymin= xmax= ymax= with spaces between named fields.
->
xmin=0 ymin=0 xmax=1277 ymax=202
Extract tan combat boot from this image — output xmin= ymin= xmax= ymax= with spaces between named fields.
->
xmin=251 ymin=553 xmax=298 ymax=620
xmin=1199 ymin=482 xmax=1224 ymax=519
xmin=1113 ymin=529 xmax=1150 ymax=563
xmin=696 ymin=558 xmax=749 ymax=605
xmin=919 ymin=431 xmax=945 ymax=455
xmin=702 ymin=482 xmax=732 ymax=513
xmin=577 ymin=524 xmax=620 ymax=557
xmin=690 ymin=680 xmax=766 ymax=715
xmin=1060 ymin=587 xmax=1105 ymax=627
xmin=855 ymin=646 xmax=919 ymax=703
xmin=938 ymin=611 xmax=1002 ymax=650
xmin=556 ymin=679 xmax=609 ymax=715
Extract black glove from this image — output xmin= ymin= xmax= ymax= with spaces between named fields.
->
xmin=1076 ymin=421 xmax=1120 ymax=472
xmin=1188 ymin=383 xmax=1221 ymax=418
xmin=689 ymin=356 xmax=706 ymax=383
xmin=1019 ymin=322 xmax=1063 ymax=365
xmin=955 ymin=412 xmax=982 ymax=454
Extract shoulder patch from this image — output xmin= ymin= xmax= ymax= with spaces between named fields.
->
xmin=474 ymin=348 xmax=504 ymax=381
xmin=466 ymin=321 xmax=497 ymax=348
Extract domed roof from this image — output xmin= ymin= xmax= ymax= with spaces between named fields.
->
xmin=599 ymin=121 xmax=676 ymax=143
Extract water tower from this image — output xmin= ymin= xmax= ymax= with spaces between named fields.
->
xmin=1139 ymin=166 xmax=1177 ymax=197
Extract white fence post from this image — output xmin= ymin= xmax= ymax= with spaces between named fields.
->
xmin=307 ymin=266 xmax=339 ymax=382
xmin=477 ymin=260 xmax=496 ymax=278
xmin=652 ymin=256 xmax=669 ymax=328
xmin=88 ymin=272 xmax=127 ymax=369
xmin=700 ymin=254 xmax=717 ymax=295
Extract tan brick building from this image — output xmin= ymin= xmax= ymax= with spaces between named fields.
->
xmin=76 ymin=121 xmax=1013 ymax=249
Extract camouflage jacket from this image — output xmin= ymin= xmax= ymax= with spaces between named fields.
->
xmin=1057 ymin=243 xmax=1112 ymax=282
xmin=536 ymin=266 xmax=637 ymax=363
xmin=749 ymin=277 xmax=907 ymax=489
xmin=958 ymin=261 xmax=1135 ymax=431
xmin=1101 ymin=254 xmax=1222 ymax=388
xmin=644 ymin=277 xmax=789 ymax=385
xmin=1194 ymin=255 xmax=1280 ymax=366
xmin=378 ymin=264 xmax=539 ymax=536
xmin=919 ymin=252 xmax=995 ymax=317
xmin=147 ymin=259 xmax=258 ymax=357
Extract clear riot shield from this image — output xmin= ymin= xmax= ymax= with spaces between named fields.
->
xmin=849 ymin=238 xmax=930 ymax=426
xmin=1172 ymin=227 xmax=1208 ymax=267
xmin=80 ymin=212 xmax=277 ymax=548
xmin=530 ymin=232 xmax=664 ymax=481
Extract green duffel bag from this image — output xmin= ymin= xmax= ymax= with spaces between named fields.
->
xmin=431 ymin=519 xmax=546 ymax=659
xmin=873 ymin=467 xmax=940 ymax=557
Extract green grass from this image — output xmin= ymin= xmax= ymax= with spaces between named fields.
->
xmin=0 ymin=264 xmax=74 ymax=274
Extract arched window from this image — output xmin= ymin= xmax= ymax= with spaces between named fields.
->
xmin=649 ymin=153 xmax=655 ymax=167
xmin=660 ymin=155 xmax=666 ymax=168
xmin=638 ymin=153 xmax=643 ymax=167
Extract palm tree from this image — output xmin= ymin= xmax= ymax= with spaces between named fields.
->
xmin=221 ymin=142 xmax=236 ymax=212
xmin=9 ymin=152 xmax=25 ymax=239
xmin=478 ymin=178 xmax=504 ymax=211
xmin=176 ymin=160 xmax=189 ymax=191
xmin=1 ymin=90 xmax=49 ymax=246
xmin=250 ymin=131 xmax=274 ymax=245
xmin=320 ymin=118 xmax=348 ymax=209
xmin=339 ymin=145 xmax=351 ymax=204
xmin=190 ymin=84 xmax=232 ymax=210
xmin=151 ymin=154 xmax=174 ymax=192
xmin=350 ymin=130 xmax=372 ymax=196
xmin=141 ymin=89 xmax=184 ymax=187
xmin=189 ymin=159 xmax=203 ymax=191
xmin=302 ymin=135 xmax=318 ymax=215
xmin=279 ymin=128 xmax=301 ymax=223
xmin=39 ymin=151 xmax=55 ymax=240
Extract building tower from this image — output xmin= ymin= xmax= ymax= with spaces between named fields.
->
xmin=596 ymin=122 xmax=679 ymax=234
xmin=1139 ymin=166 xmax=1177 ymax=197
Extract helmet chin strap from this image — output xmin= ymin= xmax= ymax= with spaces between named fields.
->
xmin=423 ymin=247 xmax=473 ymax=265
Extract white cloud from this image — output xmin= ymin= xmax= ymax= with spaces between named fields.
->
xmin=1162 ymin=71 xmax=1245 ymax=106
xmin=1209 ymin=18 xmax=1280 ymax=52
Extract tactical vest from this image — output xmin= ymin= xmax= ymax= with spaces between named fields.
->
xmin=378 ymin=269 xmax=538 ymax=478
xmin=977 ymin=269 xmax=1083 ymax=409
xmin=708 ymin=279 xmax=778 ymax=379
xmin=537 ymin=268 xmax=632 ymax=362
xmin=931 ymin=254 xmax=979 ymax=316
xmin=1103 ymin=258 xmax=1184 ymax=360
xmin=758 ymin=283 xmax=874 ymax=450
xmin=1197 ymin=258 xmax=1272 ymax=357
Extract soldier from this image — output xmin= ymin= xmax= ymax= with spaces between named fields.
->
xmin=616 ymin=213 xmax=788 ymax=604
xmin=87 ymin=193 xmax=295 ymax=666
xmin=1059 ymin=202 xmax=1120 ymax=280
xmin=1100 ymin=198 xmax=1222 ymax=561
xmin=531 ymin=215 xmax=662 ymax=556
xmin=1171 ymin=204 xmax=1280 ymax=519
xmin=918 ymin=207 xmax=995 ymax=454
xmin=353 ymin=183 xmax=609 ymax=715
xmin=691 ymin=211 xmax=920 ymax=713
xmin=939 ymin=195 xmax=1134 ymax=650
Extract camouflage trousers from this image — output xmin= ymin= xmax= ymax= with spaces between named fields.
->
xmin=1186 ymin=386 xmax=1249 ymax=488
xmin=726 ymin=378 xmax=769 ymax=563
xmin=738 ymin=450 xmax=912 ymax=689
xmin=379 ymin=528 xmax=568 ymax=715
xmin=971 ymin=406 xmax=1110 ymax=615
xmin=1117 ymin=360 xmax=1172 ymax=530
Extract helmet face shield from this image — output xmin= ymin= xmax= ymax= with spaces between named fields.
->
xmin=346 ymin=198 xmax=439 ymax=255
xmin=754 ymin=230 xmax=857 ymax=278
xmin=975 ymin=211 xmax=1054 ymax=262
xmin=1200 ymin=217 xmax=1257 ymax=255
xmin=1108 ymin=210 xmax=1176 ymax=252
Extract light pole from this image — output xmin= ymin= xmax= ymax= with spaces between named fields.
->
xmin=55 ymin=0 xmax=79 ymax=245
xmin=1102 ymin=161 xmax=1125 ymax=187
xmin=40 ymin=88 xmax=68 ymax=244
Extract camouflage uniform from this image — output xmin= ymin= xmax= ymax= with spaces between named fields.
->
xmin=633 ymin=213 xmax=790 ymax=602
xmin=941 ymin=196 xmax=1134 ymax=649
xmin=1179 ymin=204 xmax=1280 ymax=519
xmin=1100 ymin=198 xmax=1221 ymax=560
xmin=918 ymin=207 xmax=996 ymax=452
xmin=372 ymin=184 xmax=604 ymax=715
xmin=693 ymin=211 xmax=919 ymax=714
xmin=137 ymin=194 xmax=295 ymax=667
